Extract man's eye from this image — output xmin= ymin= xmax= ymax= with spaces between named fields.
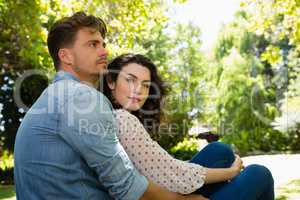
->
xmin=89 ymin=42 xmax=97 ymax=47
xmin=103 ymin=42 xmax=106 ymax=48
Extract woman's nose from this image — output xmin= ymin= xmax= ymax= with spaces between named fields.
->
xmin=132 ymin=83 xmax=143 ymax=95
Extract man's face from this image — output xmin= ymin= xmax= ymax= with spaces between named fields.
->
xmin=68 ymin=27 xmax=108 ymax=77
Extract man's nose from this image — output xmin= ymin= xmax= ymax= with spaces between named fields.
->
xmin=98 ymin=47 xmax=108 ymax=57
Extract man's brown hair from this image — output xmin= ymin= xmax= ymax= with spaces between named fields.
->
xmin=47 ymin=11 xmax=107 ymax=71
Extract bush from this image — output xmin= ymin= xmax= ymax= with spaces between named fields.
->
xmin=169 ymin=137 xmax=199 ymax=160
xmin=0 ymin=151 xmax=14 ymax=185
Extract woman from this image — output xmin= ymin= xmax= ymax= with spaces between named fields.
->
xmin=101 ymin=53 xmax=274 ymax=200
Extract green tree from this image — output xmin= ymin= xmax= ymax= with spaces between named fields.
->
xmin=0 ymin=0 xmax=214 ymax=157
xmin=205 ymin=1 xmax=300 ymax=154
xmin=154 ymin=23 xmax=206 ymax=150
xmin=0 ymin=0 xmax=52 ymax=152
xmin=208 ymin=10 xmax=288 ymax=155
xmin=0 ymin=0 xmax=171 ymax=153
xmin=243 ymin=0 xmax=300 ymax=151
xmin=272 ymin=96 xmax=300 ymax=150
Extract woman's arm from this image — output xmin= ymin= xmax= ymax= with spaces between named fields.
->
xmin=115 ymin=109 xmax=206 ymax=194
xmin=204 ymin=155 xmax=243 ymax=184
xmin=114 ymin=109 xmax=242 ymax=194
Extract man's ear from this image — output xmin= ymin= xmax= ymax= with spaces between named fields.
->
xmin=58 ymin=48 xmax=73 ymax=66
xmin=106 ymin=76 xmax=115 ymax=90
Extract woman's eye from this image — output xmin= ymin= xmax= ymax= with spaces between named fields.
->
xmin=143 ymin=84 xmax=150 ymax=89
xmin=126 ymin=78 xmax=135 ymax=83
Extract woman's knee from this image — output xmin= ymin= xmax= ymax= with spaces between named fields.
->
xmin=245 ymin=164 xmax=274 ymax=185
xmin=205 ymin=142 xmax=235 ymax=162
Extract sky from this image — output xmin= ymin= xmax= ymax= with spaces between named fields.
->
xmin=167 ymin=0 xmax=241 ymax=51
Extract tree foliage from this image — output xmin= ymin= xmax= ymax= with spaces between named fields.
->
xmin=243 ymin=0 xmax=300 ymax=150
xmin=1 ymin=0 xmax=299 ymax=157
xmin=206 ymin=0 xmax=300 ymax=154
xmin=0 ymin=0 xmax=171 ymax=153
xmin=152 ymin=23 xmax=206 ymax=150
xmin=0 ymin=0 xmax=205 ymax=154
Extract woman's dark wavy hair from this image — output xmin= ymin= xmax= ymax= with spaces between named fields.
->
xmin=101 ymin=53 xmax=168 ymax=136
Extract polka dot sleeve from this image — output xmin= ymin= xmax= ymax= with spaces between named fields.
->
xmin=114 ymin=109 xmax=206 ymax=194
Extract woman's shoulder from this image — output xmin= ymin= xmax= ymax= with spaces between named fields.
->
xmin=114 ymin=109 xmax=145 ymax=138
xmin=114 ymin=108 xmax=131 ymax=116
xmin=114 ymin=109 xmax=138 ymax=121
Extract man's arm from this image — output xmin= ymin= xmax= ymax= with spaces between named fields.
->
xmin=58 ymin=84 xmax=149 ymax=199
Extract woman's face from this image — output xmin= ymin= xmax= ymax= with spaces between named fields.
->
xmin=108 ymin=63 xmax=151 ymax=111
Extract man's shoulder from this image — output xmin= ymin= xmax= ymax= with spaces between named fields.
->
xmin=49 ymin=79 xmax=110 ymax=105
xmin=27 ymin=79 xmax=113 ymax=117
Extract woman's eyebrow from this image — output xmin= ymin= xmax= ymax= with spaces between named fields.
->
xmin=126 ymin=73 xmax=138 ymax=79
xmin=127 ymin=73 xmax=151 ymax=82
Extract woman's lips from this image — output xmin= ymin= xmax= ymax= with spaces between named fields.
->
xmin=128 ymin=97 xmax=141 ymax=103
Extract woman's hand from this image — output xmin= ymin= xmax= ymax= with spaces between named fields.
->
xmin=204 ymin=154 xmax=244 ymax=184
xmin=230 ymin=154 xmax=243 ymax=177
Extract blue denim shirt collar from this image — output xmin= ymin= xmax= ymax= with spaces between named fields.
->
xmin=52 ymin=70 xmax=80 ymax=83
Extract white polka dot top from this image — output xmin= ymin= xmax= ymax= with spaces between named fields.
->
xmin=114 ymin=109 xmax=207 ymax=194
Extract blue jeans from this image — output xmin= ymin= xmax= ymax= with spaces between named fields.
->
xmin=190 ymin=142 xmax=274 ymax=200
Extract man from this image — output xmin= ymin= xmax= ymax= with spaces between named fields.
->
xmin=14 ymin=12 xmax=207 ymax=200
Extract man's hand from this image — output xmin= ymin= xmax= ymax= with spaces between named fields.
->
xmin=140 ymin=180 xmax=209 ymax=200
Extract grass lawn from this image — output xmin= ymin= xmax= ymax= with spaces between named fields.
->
xmin=276 ymin=179 xmax=300 ymax=200
xmin=1 ymin=179 xmax=299 ymax=199
xmin=0 ymin=185 xmax=15 ymax=200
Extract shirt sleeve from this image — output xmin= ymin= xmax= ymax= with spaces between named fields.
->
xmin=115 ymin=109 xmax=207 ymax=194
xmin=57 ymin=82 xmax=148 ymax=200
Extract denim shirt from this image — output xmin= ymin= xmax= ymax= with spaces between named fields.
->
xmin=14 ymin=71 xmax=148 ymax=200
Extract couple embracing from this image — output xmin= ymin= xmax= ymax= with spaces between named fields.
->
xmin=14 ymin=12 xmax=274 ymax=200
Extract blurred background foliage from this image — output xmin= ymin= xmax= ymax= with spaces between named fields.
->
xmin=0 ymin=0 xmax=299 ymax=183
